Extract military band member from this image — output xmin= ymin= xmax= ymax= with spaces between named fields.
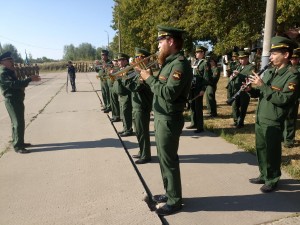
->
xmin=186 ymin=45 xmax=212 ymax=133
xmin=247 ymin=36 xmax=299 ymax=193
xmin=205 ymin=57 xmax=220 ymax=117
xmin=109 ymin=58 xmax=121 ymax=122
xmin=140 ymin=25 xmax=193 ymax=215
xmin=227 ymin=51 xmax=254 ymax=128
xmin=283 ymin=48 xmax=300 ymax=148
xmin=98 ymin=50 xmax=111 ymax=113
xmin=114 ymin=53 xmax=133 ymax=137
xmin=224 ymin=52 xmax=239 ymax=77
xmin=125 ymin=47 xmax=153 ymax=164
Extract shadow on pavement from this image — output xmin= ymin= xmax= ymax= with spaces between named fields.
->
xmin=182 ymin=180 xmax=300 ymax=212
xmin=180 ymin=151 xmax=257 ymax=166
xmin=29 ymin=138 xmax=137 ymax=152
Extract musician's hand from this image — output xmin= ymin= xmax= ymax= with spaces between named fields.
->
xmin=199 ymin=91 xmax=205 ymax=96
xmin=233 ymin=70 xmax=239 ymax=76
xmin=243 ymin=80 xmax=251 ymax=92
xmin=30 ymin=75 xmax=41 ymax=82
xmin=134 ymin=66 xmax=142 ymax=73
xmin=140 ymin=69 xmax=151 ymax=81
xmin=249 ymin=71 xmax=264 ymax=86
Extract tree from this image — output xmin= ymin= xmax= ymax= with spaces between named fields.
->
xmin=1 ymin=43 xmax=23 ymax=63
xmin=63 ymin=44 xmax=76 ymax=61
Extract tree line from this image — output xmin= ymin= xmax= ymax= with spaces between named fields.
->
xmin=1 ymin=1 xmax=299 ymax=62
xmin=0 ymin=42 xmax=108 ymax=63
xmin=109 ymin=0 xmax=300 ymax=56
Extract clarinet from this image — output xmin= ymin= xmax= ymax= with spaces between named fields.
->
xmin=226 ymin=62 xmax=271 ymax=106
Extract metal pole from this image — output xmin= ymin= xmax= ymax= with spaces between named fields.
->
xmin=261 ymin=0 xmax=277 ymax=70
xmin=104 ymin=30 xmax=109 ymax=50
xmin=118 ymin=11 xmax=121 ymax=52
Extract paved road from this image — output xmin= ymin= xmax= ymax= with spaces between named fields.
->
xmin=0 ymin=72 xmax=300 ymax=225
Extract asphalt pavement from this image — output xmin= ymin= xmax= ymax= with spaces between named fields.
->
xmin=0 ymin=72 xmax=300 ymax=225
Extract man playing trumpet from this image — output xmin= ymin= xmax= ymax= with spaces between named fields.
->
xmin=139 ymin=25 xmax=193 ymax=215
xmin=125 ymin=47 xmax=154 ymax=164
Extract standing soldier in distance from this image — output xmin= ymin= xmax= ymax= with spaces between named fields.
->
xmin=126 ymin=47 xmax=153 ymax=164
xmin=140 ymin=25 xmax=193 ymax=215
xmin=0 ymin=52 xmax=41 ymax=153
xmin=247 ymin=36 xmax=299 ymax=193
xmin=186 ymin=45 xmax=212 ymax=133
xmin=67 ymin=61 xmax=76 ymax=92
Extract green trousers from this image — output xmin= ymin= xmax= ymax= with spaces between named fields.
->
xmin=205 ymin=85 xmax=217 ymax=116
xmin=119 ymin=94 xmax=132 ymax=133
xmin=109 ymin=86 xmax=120 ymax=120
xmin=154 ymin=116 xmax=183 ymax=206
xmin=283 ymin=100 xmax=299 ymax=145
xmin=133 ymin=110 xmax=151 ymax=160
xmin=232 ymin=93 xmax=250 ymax=126
xmin=101 ymin=79 xmax=110 ymax=110
xmin=5 ymin=98 xmax=25 ymax=150
xmin=189 ymin=89 xmax=204 ymax=130
xmin=255 ymin=121 xmax=282 ymax=187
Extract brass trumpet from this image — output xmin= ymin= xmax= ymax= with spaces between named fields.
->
xmin=110 ymin=52 xmax=159 ymax=78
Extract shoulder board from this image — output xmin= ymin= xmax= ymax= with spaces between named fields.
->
xmin=178 ymin=55 xmax=185 ymax=61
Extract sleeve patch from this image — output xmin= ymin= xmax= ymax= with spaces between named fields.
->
xmin=172 ymin=70 xmax=182 ymax=80
xmin=288 ymin=82 xmax=296 ymax=91
xmin=159 ymin=75 xmax=167 ymax=81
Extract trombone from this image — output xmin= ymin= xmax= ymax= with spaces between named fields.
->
xmin=110 ymin=52 xmax=158 ymax=79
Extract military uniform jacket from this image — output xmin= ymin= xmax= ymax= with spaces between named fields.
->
xmin=125 ymin=76 xmax=153 ymax=112
xmin=68 ymin=65 xmax=76 ymax=76
xmin=98 ymin=59 xmax=111 ymax=81
xmin=108 ymin=66 xmax=119 ymax=87
xmin=145 ymin=52 xmax=193 ymax=118
xmin=0 ymin=65 xmax=31 ymax=99
xmin=192 ymin=59 xmax=212 ymax=93
xmin=224 ymin=59 xmax=239 ymax=74
xmin=228 ymin=63 xmax=254 ymax=98
xmin=249 ymin=65 xmax=299 ymax=125
xmin=210 ymin=67 xmax=220 ymax=88
xmin=113 ymin=64 xmax=132 ymax=96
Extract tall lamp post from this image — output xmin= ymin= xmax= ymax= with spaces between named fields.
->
xmin=104 ymin=30 xmax=109 ymax=50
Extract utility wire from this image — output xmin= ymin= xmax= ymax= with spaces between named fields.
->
xmin=0 ymin=35 xmax=61 ymax=51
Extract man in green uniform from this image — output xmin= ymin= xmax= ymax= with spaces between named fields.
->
xmin=227 ymin=51 xmax=254 ymax=128
xmin=97 ymin=50 xmax=111 ymax=113
xmin=140 ymin=25 xmax=193 ymax=215
xmin=251 ymin=47 xmax=262 ymax=72
xmin=108 ymin=58 xmax=121 ymax=122
xmin=247 ymin=36 xmax=299 ymax=193
xmin=283 ymin=48 xmax=300 ymax=148
xmin=125 ymin=47 xmax=153 ymax=164
xmin=114 ymin=53 xmax=133 ymax=137
xmin=0 ymin=52 xmax=41 ymax=153
xmin=205 ymin=57 xmax=220 ymax=117
xmin=186 ymin=45 xmax=212 ymax=133
xmin=224 ymin=52 xmax=239 ymax=77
